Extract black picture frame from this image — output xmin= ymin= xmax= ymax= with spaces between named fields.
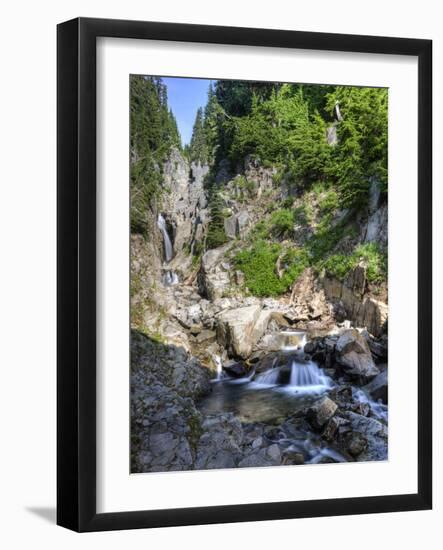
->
xmin=57 ymin=17 xmax=432 ymax=532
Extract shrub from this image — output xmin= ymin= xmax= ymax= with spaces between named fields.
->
xmin=234 ymin=241 xmax=308 ymax=297
xmin=270 ymin=208 xmax=294 ymax=238
xmin=321 ymin=242 xmax=387 ymax=283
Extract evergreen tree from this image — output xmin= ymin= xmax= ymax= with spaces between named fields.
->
xmin=188 ymin=107 xmax=209 ymax=164
xmin=130 ymin=75 xmax=181 ymax=234
xmin=206 ymin=193 xmax=228 ymax=249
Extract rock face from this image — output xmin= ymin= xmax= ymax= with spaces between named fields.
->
xmin=335 ymin=329 xmax=380 ymax=382
xmin=162 ymin=150 xmax=209 ymax=269
xmin=224 ymin=210 xmax=250 ymax=240
xmin=322 ymin=266 xmax=388 ymax=337
xmin=131 ymin=331 xmax=211 ymax=473
xmin=195 ymin=414 xmax=243 ymax=470
xmin=290 ymin=268 xmax=332 ymax=323
xmin=216 ymin=304 xmax=265 ymax=359
xmin=197 ymin=245 xmax=232 ymax=301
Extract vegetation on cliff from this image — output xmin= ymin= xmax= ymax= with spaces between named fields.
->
xmin=130 ymin=76 xmax=181 ymax=234
xmin=184 ymin=79 xmax=388 ymax=295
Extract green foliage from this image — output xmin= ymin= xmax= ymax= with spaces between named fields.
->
xmin=293 ymin=203 xmax=313 ymax=226
xmin=188 ymin=107 xmax=209 ymax=164
xmin=325 ymin=86 xmax=388 ymax=208
xmin=229 ymin=85 xmax=332 ymax=185
xmin=318 ymin=188 xmax=339 ymax=215
xmin=321 ymin=242 xmax=387 ymax=283
xmin=206 ymin=193 xmax=228 ymax=249
xmin=234 ymin=241 xmax=308 ymax=297
xmin=269 ymin=208 xmax=294 ymax=238
xmin=130 ymin=75 xmax=181 ymax=234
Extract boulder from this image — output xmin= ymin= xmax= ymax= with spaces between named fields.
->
xmin=223 ymin=361 xmax=249 ymax=378
xmin=307 ymin=396 xmax=338 ymax=429
xmin=237 ymin=210 xmax=250 ymax=237
xmin=238 ymin=444 xmax=282 ymax=468
xmin=345 ymin=431 xmax=368 ymax=457
xmin=363 ymin=369 xmax=388 ymax=404
xmin=336 ymin=329 xmax=380 ymax=382
xmin=224 ymin=215 xmax=237 ymax=239
xmin=198 ymin=245 xmax=232 ymax=301
xmin=216 ymin=305 xmax=262 ymax=359
xmin=342 ymin=411 xmax=388 ymax=462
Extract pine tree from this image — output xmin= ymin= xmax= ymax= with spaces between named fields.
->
xmin=188 ymin=107 xmax=208 ymax=164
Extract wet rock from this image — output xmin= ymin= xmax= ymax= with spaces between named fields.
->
xmin=351 ymin=401 xmax=370 ymax=417
xmin=336 ymin=329 xmax=380 ymax=383
xmin=304 ymin=341 xmax=318 ymax=355
xmin=343 ymin=411 xmax=388 ymax=462
xmin=238 ymin=444 xmax=282 ymax=468
xmin=363 ymin=369 xmax=388 ymax=404
xmin=322 ymin=415 xmax=349 ymax=441
xmin=345 ymin=431 xmax=368 ymax=457
xmin=223 ymin=361 xmax=249 ymax=378
xmin=307 ymin=396 xmax=338 ymax=429
xmin=282 ymin=448 xmax=305 ymax=465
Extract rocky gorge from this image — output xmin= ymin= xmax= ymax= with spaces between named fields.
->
xmin=130 ymin=146 xmax=388 ymax=473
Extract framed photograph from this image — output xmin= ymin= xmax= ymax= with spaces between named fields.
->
xmin=57 ymin=17 xmax=432 ymax=532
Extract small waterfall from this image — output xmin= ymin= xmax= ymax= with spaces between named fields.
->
xmin=157 ymin=213 xmax=173 ymax=262
xmin=212 ymin=355 xmax=224 ymax=381
xmin=157 ymin=213 xmax=179 ymax=286
xmin=281 ymin=331 xmax=307 ymax=352
xmin=254 ymin=331 xmax=332 ymax=393
xmin=288 ymin=359 xmax=332 ymax=392
xmin=163 ymin=270 xmax=179 ymax=286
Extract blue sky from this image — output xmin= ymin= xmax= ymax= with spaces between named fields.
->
xmin=163 ymin=77 xmax=213 ymax=146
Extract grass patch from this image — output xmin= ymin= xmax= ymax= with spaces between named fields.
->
xmin=321 ymin=242 xmax=386 ymax=283
xmin=234 ymin=240 xmax=308 ymax=297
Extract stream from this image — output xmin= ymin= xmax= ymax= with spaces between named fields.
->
xmin=197 ymin=330 xmax=387 ymax=464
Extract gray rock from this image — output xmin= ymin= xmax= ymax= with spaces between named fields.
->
xmin=343 ymin=411 xmax=388 ymax=462
xmin=307 ymin=396 xmax=338 ymax=429
xmin=195 ymin=413 xmax=244 ymax=470
xmin=224 ymin=215 xmax=238 ymax=239
xmin=345 ymin=431 xmax=368 ymax=457
xmin=336 ymin=329 xmax=380 ymax=382
xmin=216 ymin=305 xmax=262 ymax=359
xmin=363 ymin=370 xmax=388 ymax=404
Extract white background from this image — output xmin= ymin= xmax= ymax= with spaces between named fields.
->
xmin=0 ymin=0 xmax=441 ymax=547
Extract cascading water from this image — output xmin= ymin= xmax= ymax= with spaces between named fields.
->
xmin=288 ymin=359 xmax=332 ymax=393
xmin=254 ymin=331 xmax=332 ymax=393
xmin=157 ymin=213 xmax=173 ymax=261
xmin=212 ymin=355 xmax=224 ymax=381
xmin=157 ymin=213 xmax=179 ymax=285
xmin=281 ymin=330 xmax=307 ymax=351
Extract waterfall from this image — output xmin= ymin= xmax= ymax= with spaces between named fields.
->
xmin=157 ymin=213 xmax=179 ymax=285
xmin=288 ymin=359 xmax=332 ymax=392
xmin=157 ymin=213 xmax=173 ymax=262
xmin=163 ymin=270 xmax=179 ymax=286
xmin=212 ymin=355 xmax=224 ymax=381
xmin=254 ymin=331 xmax=332 ymax=393
xmin=280 ymin=331 xmax=307 ymax=351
